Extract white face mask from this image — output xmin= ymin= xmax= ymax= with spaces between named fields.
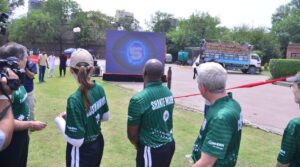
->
xmin=72 ymin=73 xmax=81 ymax=86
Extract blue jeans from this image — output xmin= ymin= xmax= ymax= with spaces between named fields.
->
xmin=39 ymin=66 xmax=46 ymax=82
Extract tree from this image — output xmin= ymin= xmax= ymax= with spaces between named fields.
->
xmin=147 ymin=11 xmax=177 ymax=33
xmin=8 ymin=9 xmax=54 ymax=45
xmin=43 ymin=0 xmax=81 ymax=52
xmin=272 ymin=0 xmax=300 ymax=54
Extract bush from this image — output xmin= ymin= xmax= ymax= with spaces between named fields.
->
xmin=264 ymin=63 xmax=269 ymax=71
xmin=269 ymin=59 xmax=300 ymax=78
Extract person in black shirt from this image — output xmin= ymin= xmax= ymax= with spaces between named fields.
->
xmin=59 ymin=53 xmax=67 ymax=77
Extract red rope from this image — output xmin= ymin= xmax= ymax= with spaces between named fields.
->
xmin=174 ymin=77 xmax=287 ymax=99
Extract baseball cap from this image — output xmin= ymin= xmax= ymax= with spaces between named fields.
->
xmin=286 ymin=72 xmax=300 ymax=82
xmin=70 ymin=48 xmax=93 ymax=69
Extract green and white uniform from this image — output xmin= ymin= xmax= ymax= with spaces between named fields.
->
xmin=192 ymin=93 xmax=242 ymax=167
xmin=128 ymin=81 xmax=174 ymax=148
xmin=12 ymin=86 xmax=30 ymax=121
xmin=277 ymin=118 xmax=300 ymax=167
xmin=0 ymin=85 xmax=30 ymax=167
xmin=65 ymin=83 xmax=109 ymax=143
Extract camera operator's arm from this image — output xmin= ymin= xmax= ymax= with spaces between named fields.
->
xmin=0 ymin=100 xmax=14 ymax=151
xmin=25 ymin=67 xmax=35 ymax=79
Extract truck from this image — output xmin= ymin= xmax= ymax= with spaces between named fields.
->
xmin=194 ymin=42 xmax=262 ymax=74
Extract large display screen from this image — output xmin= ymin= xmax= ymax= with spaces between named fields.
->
xmin=106 ymin=30 xmax=165 ymax=75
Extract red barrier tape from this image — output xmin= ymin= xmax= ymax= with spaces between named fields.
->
xmin=174 ymin=77 xmax=287 ymax=99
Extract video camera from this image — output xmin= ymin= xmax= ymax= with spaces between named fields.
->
xmin=0 ymin=57 xmax=25 ymax=91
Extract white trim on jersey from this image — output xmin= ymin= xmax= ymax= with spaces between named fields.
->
xmin=101 ymin=111 xmax=110 ymax=122
xmin=144 ymin=146 xmax=152 ymax=167
xmin=71 ymin=146 xmax=80 ymax=167
xmin=55 ymin=117 xmax=84 ymax=147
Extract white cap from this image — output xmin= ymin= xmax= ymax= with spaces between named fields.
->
xmin=69 ymin=48 xmax=93 ymax=69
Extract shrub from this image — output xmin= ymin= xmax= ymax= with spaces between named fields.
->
xmin=269 ymin=59 xmax=300 ymax=78
xmin=263 ymin=63 xmax=269 ymax=71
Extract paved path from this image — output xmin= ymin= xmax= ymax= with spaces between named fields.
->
xmin=99 ymin=61 xmax=298 ymax=134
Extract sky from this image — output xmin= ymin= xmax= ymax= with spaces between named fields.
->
xmin=15 ymin=0 xmax=290 ymax=29
xmin=74 ymin=0 xmax=290 ymax=29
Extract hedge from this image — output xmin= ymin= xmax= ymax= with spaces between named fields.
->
xmin=269 ymin=59 xmax=300 ymax=79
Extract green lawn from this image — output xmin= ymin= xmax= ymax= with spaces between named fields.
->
xmin=28 ymin=68 xmax=281 ymax=167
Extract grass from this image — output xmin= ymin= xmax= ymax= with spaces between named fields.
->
xmin=28 ymin=68 xmax=281 ymax=167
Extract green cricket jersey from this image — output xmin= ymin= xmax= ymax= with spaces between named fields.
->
xmin=12 ymin=86 xmax=30 ymax=121
xmin=65 ymin=83 xmax=109 ymax=143
xmin=192 ymin=93 xmax=242 ymax=167
xmin=128 ymin=81 xmax=174 ymax=148
xmin=277 ymin=118 xmax=300 ymax=167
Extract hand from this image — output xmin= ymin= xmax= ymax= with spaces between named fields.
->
xmin=0 ymin=69 xmax=19 ymax=95
xmin=30 ymin=121 xmax=47 ymax=131
xmin=58 ymin=112 xmax=67 ymax=120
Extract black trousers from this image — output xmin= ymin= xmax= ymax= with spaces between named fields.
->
xmin=136 ymin=140 xmax=175 ymax=167
xmin=59 ymin=66 xmax=66 ymax=76
xmin=0 ymin=130 xmax=29 ymax=167
xmin=66 ymin=134 xmax=104 ymax=167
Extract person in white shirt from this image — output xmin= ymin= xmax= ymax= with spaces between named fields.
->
xmin=48 ymin=53 xmax=56 ymax=78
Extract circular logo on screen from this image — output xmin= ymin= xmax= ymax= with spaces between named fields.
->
xmin=127 ymin=41 xmax=145 ymax=64
xmin=163 ymin=110 xmax=169 ymax=122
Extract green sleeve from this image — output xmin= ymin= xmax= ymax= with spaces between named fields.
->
xmin=127 ymin=97 xmax=142 ymax=126
xmin=277 ymin=121 xmax=297 ymax=164
xmin=202 ymin=118 xmax=233 ymax=159
xmin=65 ymin=97 xmax=85 ymax=139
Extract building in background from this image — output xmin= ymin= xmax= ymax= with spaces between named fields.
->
xmin=28 ymin=0 xmax=44 ymax=11
xmin=286 ymin=44 xmax=300 ymax=59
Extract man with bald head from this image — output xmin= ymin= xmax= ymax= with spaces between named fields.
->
xmin=127 ymin=59 xmax=175 ymax=167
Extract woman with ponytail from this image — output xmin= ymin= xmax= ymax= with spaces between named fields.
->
xmin=55 ymin=48 xmax=110 ymax=167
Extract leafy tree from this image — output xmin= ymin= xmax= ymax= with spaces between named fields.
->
xmin=8 ymin=9 xmax=54 ymax=45
xmin=147 ymin=11 xmax=177 ymax=33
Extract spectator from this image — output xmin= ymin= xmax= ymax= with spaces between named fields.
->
xmin=48 ymin=52 xmax=56 ymax=78
xmin=191 ymin=62 xmax=242 ymax=167
xmin=0 ymin=42 xmax=47 ymax=167
xmin=38 ymin=50 xmax=48 ymax=83
xmin=276 ymin=73 xmax=300 ymax=167
xmin=59 ymin=53 xmax=67 ymax=77
xmin=24 ymin=57 xmax=37 ymax=121
xmin=127 ymin=59 xmax=175 ymax=167
xmin=55 ymin=48 xmax=110 ymax=167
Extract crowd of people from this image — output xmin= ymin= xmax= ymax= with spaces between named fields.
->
xmin=0 ymin=41 xmax=299 ymax=167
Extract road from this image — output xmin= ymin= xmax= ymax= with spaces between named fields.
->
xmin=99 ymin=61 xmax=298 ymax=134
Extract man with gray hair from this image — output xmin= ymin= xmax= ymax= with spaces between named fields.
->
xmin=191 ymin=62 xmax=242 ymax=167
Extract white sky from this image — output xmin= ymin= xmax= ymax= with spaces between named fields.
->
xmin=75 ymin=0 xmax=290 ymax=29
xmin=15 ymin=0 xmax=290 ymax=29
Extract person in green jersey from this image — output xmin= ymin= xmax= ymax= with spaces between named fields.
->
xmin=276 ymin=73 xmax=300 ymax=167
xmin=55 ymin=48 xmax=110 ymax=167
xmin=0 ymin=42 xmax=47 ymax=167
xmin=127 ymin=59 xmax=175 ymax=167
xmin=191 ymin=62 xmax=242 ymax=167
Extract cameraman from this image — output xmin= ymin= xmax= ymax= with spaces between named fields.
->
xmin=0 ymin=42 xmax=47 ymax=167
xmin=0 ymin=69 xmax=16 ymax=151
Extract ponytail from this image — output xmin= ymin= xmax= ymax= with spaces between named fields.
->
xmin=73 ymin=66 xmax=94 ymax=112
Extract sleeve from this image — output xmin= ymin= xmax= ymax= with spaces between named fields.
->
xmin=127 ymin=97 xmax=142 ymax=126
xmin=277 ymin=121 xmax=297 ymax=164
xmin=0 ymin=130 xmax=6 ymax=150
xmin=30 ymin=63 xmax=37 ymax=74
xmin=65 ymin=97 xmax=85 ymax=140
xmin=201 ymin=117 xmax=233 ymax=159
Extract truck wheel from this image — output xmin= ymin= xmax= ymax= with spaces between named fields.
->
xmin=241 ymin=69 xmax=247 ymax=74
xmin=248 ymin=66 xmax=256 ymax=74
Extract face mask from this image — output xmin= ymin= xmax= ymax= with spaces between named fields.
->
xmin=72 ymin=73 xmax=81 ymax=86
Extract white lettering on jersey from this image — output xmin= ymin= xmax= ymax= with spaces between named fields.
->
xmin=279 ymin=149 xmax=286 ymax=156
xmin=87 ymin=97 xmax=106 ymax=117
xmin=208 ymin=140 xmax=225 ymax=150
xmin=67 ymin=126 xmax=78 ymax=132
xmin=151 ymin=96 xmax=174 ymax=110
